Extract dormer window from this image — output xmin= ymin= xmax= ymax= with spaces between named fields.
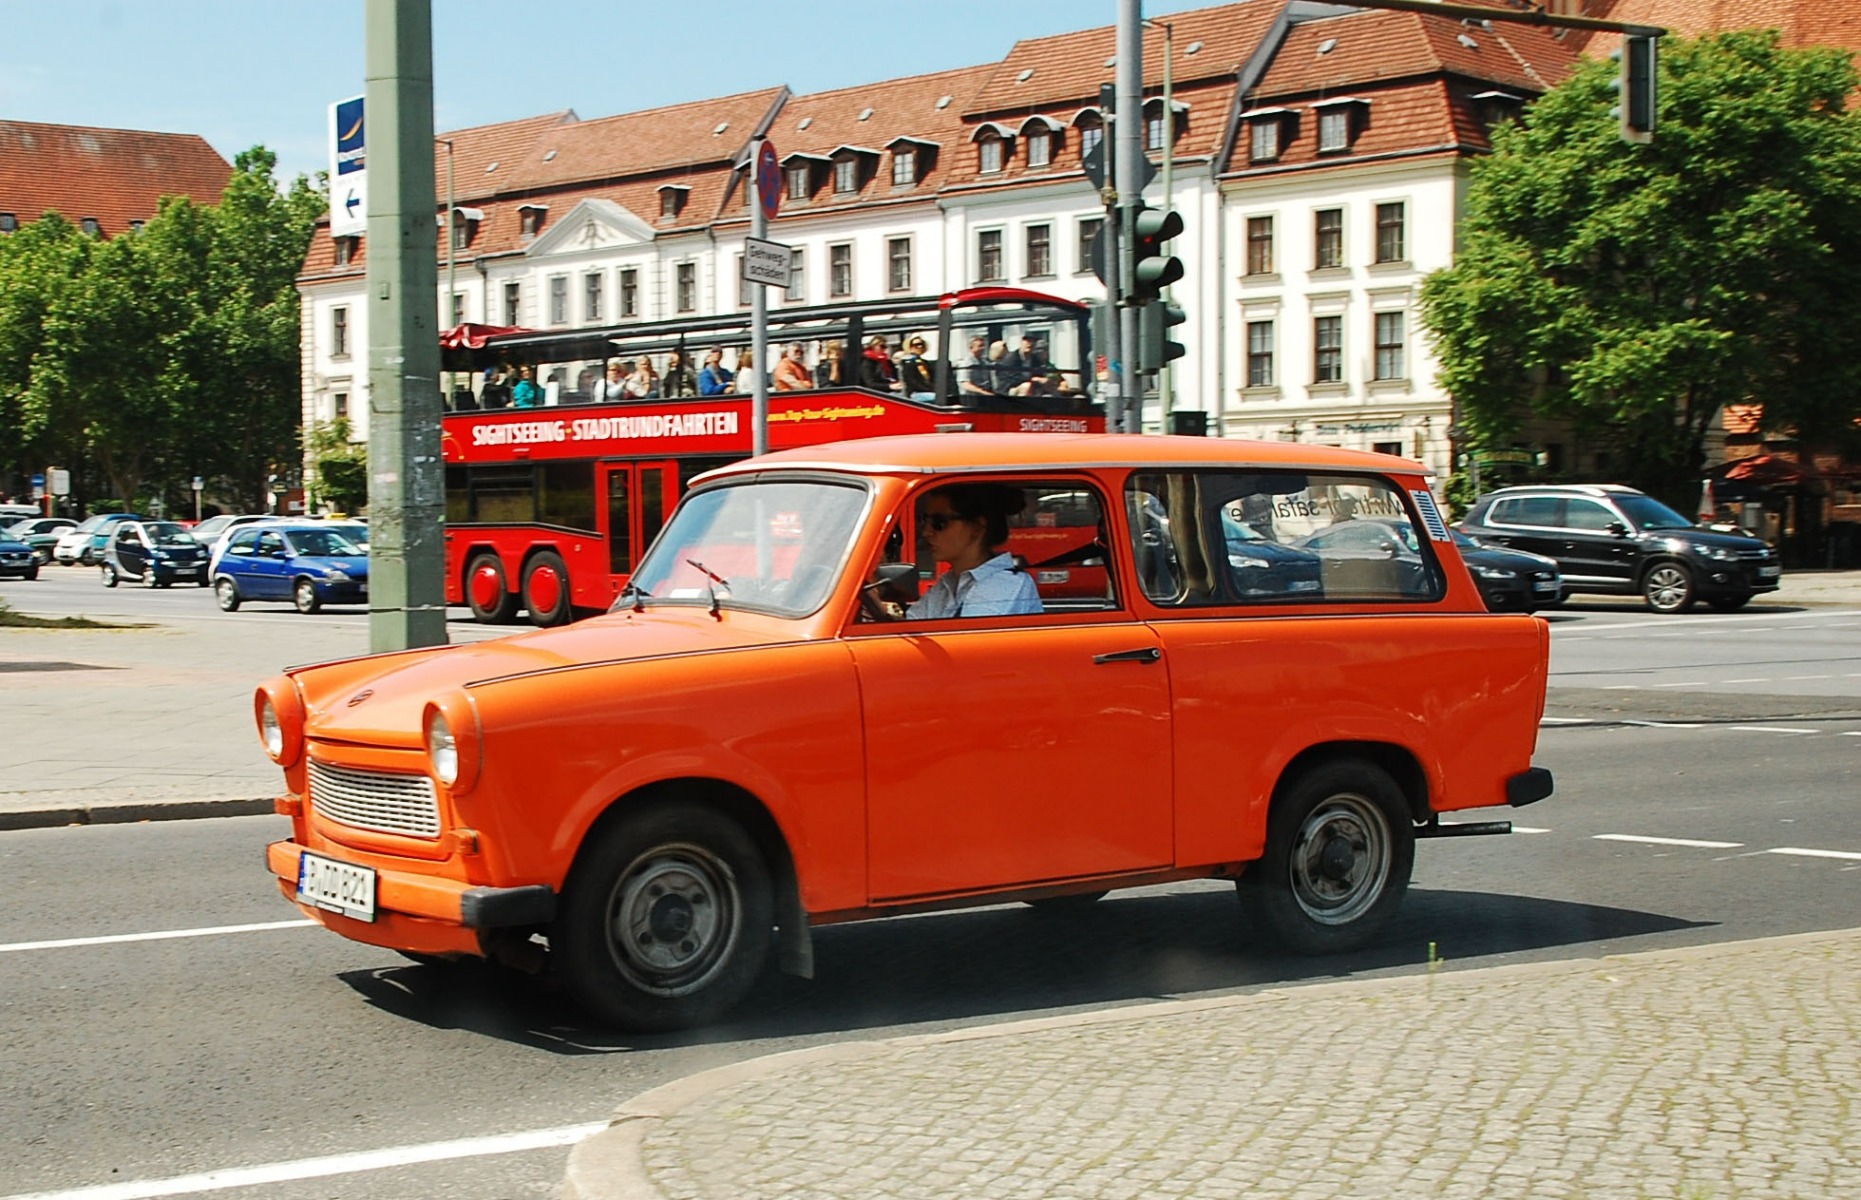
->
xmin=973 ymin=124 xmax=1013 ymax=175
xmin=892 ymin=146 xmax=917 ymax=186
xmin=1071 ymin=109 xmax=1104 ymax=161
xmin=333 ymin=235 xmax=358 ymax=265
xmin=834 ymin=154 xmax=859 ymax=194
xmin=518 ymin=204 xmax=548 ymax=238
xmin=0 ymin=213 xmax=16 ymax=233
xmin=1313 ymin=97 xmax=1369 ymax=154
xmin=1020 ymin=116 xmax=1061 ymax=170
xmin=1244 ymin=108 xmax=1294 ymax=163
xmin=787 ymin=164 xmax=812 ymax=199
xmin=658 ymin=185 xmax=690 ymax=220
xmin=1472 ymin=89 xmax=1524 ymax=135
xmin=1143 ymin=98 xmax=1188 ymax=151
xmin=127 ymin=220 xmax=145 ymax=233
xmin=80 ymin=217 xmax=102 ymax=236
xmin=449 ymin=206 xmax=482 ymax=250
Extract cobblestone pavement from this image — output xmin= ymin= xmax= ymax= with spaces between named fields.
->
xmin=567 ymin=929 xmax=1861 ymax=1200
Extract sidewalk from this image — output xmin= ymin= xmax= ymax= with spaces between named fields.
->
xmin=566 ymin=928 xmax=1861 ymax=1200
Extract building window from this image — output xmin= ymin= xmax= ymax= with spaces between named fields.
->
xmin=585 ymin=273 xmax=603 ymax=323
xmin=675 ymin=262 xmax=696 ymax=313
xmin=1318 ymin=108 xmax=1351 ymax=153
xmin=128 ymin=219 xmax=145 ymax=233
xmin=978 ymin=132 xmax=1005 ymax=175
xmin=333 ymin=236 xmax=357 ymax=266
xmin=1249 ymin=118 xmax=1280 ymax=162
xmin=1374 ymin=311 xmax=1406 ymax=380
xmin=887 ymin=237 xmax=912 ymax=293
xmin=549 ymin=276 xmax=568 ymax=325
xmin=0 ymin=213 xmax=17 ymax=233
xmin=1247 ymin=321 xmax=1275 ymax=387
xmin=80 ymin=217 xmax=101 ymax=236
xmin=1314 ymin=209 xmax=1343 ymax=270
xmin=1146 ymin=112 xmax=1166 ymax=151
xmin=519 ymin=207 xmax=545 ymax=238
xmin=1246 ymin=216 xmax=1274 ymax=276
xmin=834 ymin=155 xmax=859 ymax=194
xmin=893 ymin=147 xmax=918 ymax=186
xmin=1077 ymin=217 xmax=1104 ymax=274
xmin=659 ymin=189 xmax=686 ymax=219
xmin=502 ymin=282 xmax=520 ymax=325
xmin=1025 ymin=223 xmax=1052 ymax=278
xmin=450 ymin=214 xmax=471 ymax=250
xmin=786 ymin=164 xmax=812 ymax=201
xmin=1079 ymin=117 xmax=1104 ymax=161
xmin=785 ymin=248 xmax=805 ymax=303
xmin=1027 ymin=127 xmax=1051 ymax=168
xmin=829 ymin=242 xmax=853 ymax=298
xmin=1375 ymin=202 xmax=1406 ymax=264
xmin=331 ymin=306 xmax=349 ymax=358
xmin=976 ymin=229 xmax=1004 ymax=283
xmin=333 ymin=391 xmax=349 ymax=420
xmin=450 ymin=293 xmax=465 ymax=327
xmin=1314 ymin=315 xmax=1343 ymax=383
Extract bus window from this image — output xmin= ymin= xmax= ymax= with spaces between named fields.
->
xmin=538 ymin=462 xmax=596 ymax=531
xmin=471 ymin=467 xmax=535 ymax=524
xmin=607 ymin=470 xmax=632 ymax=575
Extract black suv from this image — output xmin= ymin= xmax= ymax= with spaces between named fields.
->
xmin=1460 ymin=484 xmax=1780 ymax=613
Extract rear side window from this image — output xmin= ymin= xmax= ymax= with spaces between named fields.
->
xmin=1128 ymin=471 xmax=1444 ymax=606
xmin=1490 ymin=496 xmax=1562 ymax=527
xmin=1563 ymin=499 xmax=1617 ymax=531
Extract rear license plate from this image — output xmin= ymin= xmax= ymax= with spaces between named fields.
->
xmin=1758 ymin=565 xmax=1780 ymax=578
xmin=296 ymin=852 xmax=377 ymax=922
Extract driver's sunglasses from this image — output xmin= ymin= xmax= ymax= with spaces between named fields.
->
xmin=918 ymin=512 xmax=968 ymax=533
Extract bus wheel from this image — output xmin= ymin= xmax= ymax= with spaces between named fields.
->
xmin=466 ymin=553 xmax=519 ymax=624
xmin=523 ymin=550 xmax=573 ymax=626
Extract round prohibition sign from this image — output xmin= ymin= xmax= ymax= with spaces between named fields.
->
xmin=756 ymin=141 xmax=780 ymax=220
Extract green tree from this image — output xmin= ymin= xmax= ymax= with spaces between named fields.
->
xmin=307 ymin=418 xmax=368 ymax=515
xmin=1420 ymin=31 xmax=1861 ymax=504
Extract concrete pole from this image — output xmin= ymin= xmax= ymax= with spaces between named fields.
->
xmin=364 ymin=0 xmax=447 ymax=651
xmin=749 ymin=139 xmax=769 ymax=458
xmin=1115 ymin=0 xmax=1144 ymax=434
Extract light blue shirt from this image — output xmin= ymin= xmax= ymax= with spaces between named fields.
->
xmin=907 ymin=552 xmax=1042 ymax=620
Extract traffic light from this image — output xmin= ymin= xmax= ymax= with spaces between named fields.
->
xmin=1612 ymin=33 xmax=1657 ymax=144
xmin=1127 ymin=204 xmax=1183 ymax=305
xmin=1138 ymin=299 xmax=1186 ymax=374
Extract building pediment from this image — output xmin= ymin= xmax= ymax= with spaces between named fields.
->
xmin=525 ymin=198 xmax=655 ymax=257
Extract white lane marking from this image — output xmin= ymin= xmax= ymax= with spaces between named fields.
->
xmin=0 ymin=919 xmax=313 ymax=955
xmin=1622 ymin=719 xmax=1704 ymax=729
xmin=0 ymin=1122 xmax=609 ymax=1200
xmin=1595 ymin=834 xmax=1744 ymax=849
xmin=1651 ymin=681 xmax=1707 ymax=688
xmin=1602 ymin=685 xmax=1642 ymax=690
xmin=1728 ymin=725 xmax=1819 ymax=735
xmin=1509 ymin=826 xmax=1552 ymax=834
xmin=1785 ymin=674 xmax=1833 ymax=681
xmin=1563 ymin=611 xmax=1841 ymax=634
xmin=1718 ymin=678 xmax=1769 ymax=684
xmin=1844 ymin=732 xmax=1861 ymax=737
xmin=1767 ymin=847 xmax=1861 ymax=862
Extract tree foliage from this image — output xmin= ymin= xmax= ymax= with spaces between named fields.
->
xmin=1420 ymin=31 xmax=1861 ymax=502
xmin=0 ymin=148 xmax=323 ymax=513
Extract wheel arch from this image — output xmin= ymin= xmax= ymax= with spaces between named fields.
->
xmin=1635 ymin=554 xmax=1690 ymax=586
xmin=1274 ymin=740 xmax=1430 ymax=825
xmin=567 ymin=775 xmax=811 ymax=979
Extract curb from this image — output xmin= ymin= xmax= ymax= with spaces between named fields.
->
xmin=562 ymin=926 xmax=1861 ymax=1200
xmin=0 ymin=796 xmax=276 ymax=832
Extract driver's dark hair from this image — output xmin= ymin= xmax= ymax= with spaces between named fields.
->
xmin=939 ymin=482 xmax=1025 ymax=548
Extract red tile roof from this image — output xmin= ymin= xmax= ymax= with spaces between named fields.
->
xmin=503 ymin=88 xmax=786 ymax=193
xmin=1582 ymin=0 xmax=1861 ymax=55
xmin=438 ymin=110 xmax=578 ymax=203
xmin=1256 ymin=9 xmax=1580 ymax=104
xmin=0 ymin=120 xmax=231 ymax=237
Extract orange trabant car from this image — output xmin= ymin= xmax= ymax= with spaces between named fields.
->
xmin=260 ymin=433 xmax=1552 ymax=1030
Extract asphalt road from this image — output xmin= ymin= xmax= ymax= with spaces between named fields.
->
xmin=2 ymin=582 xmax=1857 ymax=1199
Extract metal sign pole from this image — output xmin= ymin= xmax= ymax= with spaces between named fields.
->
xmin=1115 ymin=0 xmax=1144 ymax=434
xmin=750 ymin=138 xmax=770 ymax=458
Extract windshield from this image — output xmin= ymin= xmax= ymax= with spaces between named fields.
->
xmin=147 ymin=522 xmax=195 ymax=545
xmin=621 ymin=479 xmax=868 ymax=617
xmin=1615 ymin=493 xmax=1694 ymax=531
xmin=287 ymin=529 xmax=365 ymax=557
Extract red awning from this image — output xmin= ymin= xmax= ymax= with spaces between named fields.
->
xmin=439 ymin=323 xmax=533 ymax=351
xmin=1711 ymin=454 xmax=1825 ymax=489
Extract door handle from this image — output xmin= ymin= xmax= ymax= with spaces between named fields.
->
xmin=1093 ymin=647 xmax=1162 ymax=665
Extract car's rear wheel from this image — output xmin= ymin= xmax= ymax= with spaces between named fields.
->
xmin=554 ymin=803 xmax=773 ymax=1031
xmin=522 ymin=550 xmax=573 ymax=626
xmin=465 ymin=552 xmax=520 ymax=624
xmin=1705 ymin=593 xmax=1752 ymax=612
xmin=293 ymin=578 xmax=321 ymax=614
xmin=1642 ymin=562 xmax=1695 ymax=613
xmin=101 ymin=564 xmax=118 ymax=588
xmin=214 ymin=577 xmax=241 ymax=611
xmin=1239 ymin=759 xmax=1414 ymax=955
xmin=22 ymin=563 xmax=38 ymax=581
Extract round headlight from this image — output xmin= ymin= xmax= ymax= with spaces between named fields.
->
xmin=426 ymin=709 xmax=459 ymax=786
xmin=259 ymin=697 xmax=284 ymax=757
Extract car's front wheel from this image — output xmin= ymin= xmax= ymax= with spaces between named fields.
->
xmin=101 ymin=564 xmax=118 ymax=588
xmin=293 ymin=578 xmax=321 ymax=614
xmin=554 ymin=803 xmax=774 ymax=1031
xmin=214 ymin=577 xmax=241 ymax=611
xmin=1239 ymin=759 xmax=1414 ymax=955
xmin=1642 ymin=562 xmax=1695 ymax=613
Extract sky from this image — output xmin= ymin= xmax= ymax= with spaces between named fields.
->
xmin=2 ymin=0 xmax=1226 ymax=188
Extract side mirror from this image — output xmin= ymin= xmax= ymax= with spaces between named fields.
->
xmin=872 ymin=561 xmax=919 ymax=603
xmin=1607 ymin=521 xmax=1630 ymax=538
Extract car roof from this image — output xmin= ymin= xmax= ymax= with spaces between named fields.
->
xmin=704 ymin=433 xmax=1427 ymax=482
xmin=1477 ymin=483 xmax=1643 ymax=499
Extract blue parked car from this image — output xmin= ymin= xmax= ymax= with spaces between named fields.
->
xmin=213 ymin=523 xmax=368 ymax=614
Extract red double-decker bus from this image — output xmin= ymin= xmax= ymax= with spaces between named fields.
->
xmin=439 ymin=287 xmax=1103 ymax=625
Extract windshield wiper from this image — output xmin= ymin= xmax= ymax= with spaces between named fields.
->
xmin=685 ymin=559 xmax=731 ymax=619
xmin=619 ymin=580 xmax=650 ymax=614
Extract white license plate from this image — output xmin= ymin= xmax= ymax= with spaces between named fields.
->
xmin=296 ymin=852 xmax=377 ymax=922
xmin=1758 ymin=565 xmax=1780 ymax=578
xmin=1532 ymin=579 xmax=1559 ymax=592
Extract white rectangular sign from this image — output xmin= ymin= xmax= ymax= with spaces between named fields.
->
xmin=328 ymin=95 xmax=368 ymax=238
xmin=740 ymin=237 xmax=795 ymax=288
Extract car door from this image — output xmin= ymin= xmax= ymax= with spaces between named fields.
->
xmin=113 ymin=524 xmax=146 ymax=578
xmin=1560 ymin=497 xmax=1638 ymax=588
xmin=848 ymin=479 xmax=1174 ymax=902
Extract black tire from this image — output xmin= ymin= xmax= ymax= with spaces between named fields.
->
xmin=143 ymin=567 xmax=161 ymax=589
xmin=1641 ymin=561 xmax=1695 ymax=613
xmin=522 ymin=549 xmax=574 ymax=627
xmin=1705 ymin=593 xmax=1752 ymax=612
xmin=214 ymin=576 xmax=241 ymax=611
xmin=197 ymin=573 xmax=211 ymax=588
xmin=1239 ymin=759 xmax=1414 ymax=955
xmin=22 ymin=564 xmax=38 ymax=581
xmin=102 ymin=564 xmax=118 ymax=588
xmin=465 ymin=552 xmax=520 ymax=624
xmin=553 ymin=803 xmax=774 ymax=1031
xmin=293 ymin=577 xmax=321 ymax=614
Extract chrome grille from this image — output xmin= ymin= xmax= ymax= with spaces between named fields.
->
xmin=1736 ymin=549 xmax=1774 ymax=562
xmin=307 ymin=759 xmax=440 ymax=838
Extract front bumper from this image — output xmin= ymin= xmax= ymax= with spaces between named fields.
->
xmin=268 ymin=839 xmax=554 ymax=956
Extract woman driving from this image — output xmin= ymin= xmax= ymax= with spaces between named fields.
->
xmin=905 ymin=483 xmax=1042 ymax=620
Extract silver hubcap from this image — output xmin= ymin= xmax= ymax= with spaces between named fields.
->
xmin=605 ymin=842 xmax=740 ymax=997
xmin=1288 ymin=794 xmax=1390 ymax=925
xmin=1646 ymin=566 xmax=1688 ymax=610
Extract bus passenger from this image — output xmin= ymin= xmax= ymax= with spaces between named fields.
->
xmin=511 ymin=365 xmax=541 ymax=408
xmin=593 ymin=360 xmax=629 ymax=403
xmin=814 ymin=340 xmax=845 ymax=388
xmin=898 ymin=336 xmax=935 ymax=400
xmin=959 ymin=336 xmax=996 ymax=396
xmin=698 ymin=349 xmax=733 ymax=396
xmin=906 ymin=483 xmax=1042 ymax=620
xmin=663 ymin=349 xmax=698 ymax=398
xmin=625 ymin=357 xmax=660 ymax=399
xmin=775 ymin=342 xmax=814 ymax=391
xmin=858 ymin=336 xmax=898 ymax=392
